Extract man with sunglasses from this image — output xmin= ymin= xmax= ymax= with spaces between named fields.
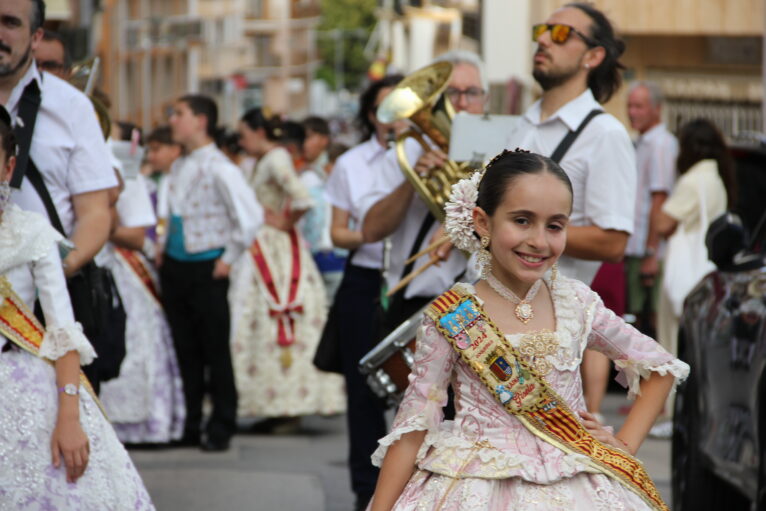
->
xmin=507 ymin=3 xmax=636 ymax=422
xmin=33 ymin=30 xmax=69 ymax=79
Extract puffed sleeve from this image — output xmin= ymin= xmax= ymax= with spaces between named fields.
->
xmin=34 ymin=242 xmax=96 ymax=365
xmin=371 ymin=315 xmax=458 ymax=467
xmin=576 ymin=281 xmax=689 ymax=400
xmin=213 ymin=158 xmax=264 ymax=266
xmin=267 ymin=149 xmax=314 ymax=211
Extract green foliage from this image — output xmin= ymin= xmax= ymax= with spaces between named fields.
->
xmin=316 ymin=0 xmax=378 ymax=91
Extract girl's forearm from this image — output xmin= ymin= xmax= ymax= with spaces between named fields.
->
xmin=370 ymin=430 xmax=427 ymax=511
xmin=54 ymin=350 xmax=81 ymax=421
xmin=616 ymin=372 xmax=675 ymax=454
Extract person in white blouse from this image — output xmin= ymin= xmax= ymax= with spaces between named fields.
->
xmin=157 ymin=94 xmax=262 ymax=452
xmin=0 ymin=106 xmax=154 ymax=509
xmin=506 ymin=3 xmax=636 ymax=421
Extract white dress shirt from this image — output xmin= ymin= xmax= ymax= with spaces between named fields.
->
xmin=325 ymin=136 xmax=389 ymax=269
xmin=507 ymin=89 xmax=636 ymax=285
xmin=9 ymin=63 xmax=117 ymax=236
xmin=117 ymin=175 xmax=157 ymax=229
xmin=359 ymin=140 xmax=472 ymax=299
xmin=626 ymin=123 xmax=678 ymax=257
xmin=158 ymin=143 xmax=262 ymax=265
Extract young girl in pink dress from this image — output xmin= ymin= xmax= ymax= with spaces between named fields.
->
xmin=369 ymin=150 xmax=688 ymax=511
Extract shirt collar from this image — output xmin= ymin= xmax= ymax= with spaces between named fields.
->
xmin=361 ymin=135 xmax=389 ymax=164
xmin=638 ymin=122 xmax=666 ymax=144
xmin=524 ymin=89 xmax=601 ymax=132
xmin=188 ymin=142 xmax=217 ymax=160
xmin=6 ymin=61 xmax=43 ymax=117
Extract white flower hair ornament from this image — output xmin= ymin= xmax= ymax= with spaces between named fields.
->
xmin=444 ymin=169 xmax=484 ymax=253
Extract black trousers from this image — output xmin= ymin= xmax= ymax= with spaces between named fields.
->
xmin=336 ymin=264 xmax=388 ymax=504
xmin=160 ymin=255 xmax=237 ymax=442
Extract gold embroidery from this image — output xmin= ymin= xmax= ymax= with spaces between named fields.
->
xmin=518 ymin=330 xmax=558 ymax=375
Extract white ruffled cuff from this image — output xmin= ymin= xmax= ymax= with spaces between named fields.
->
xmin=38 ymin=323 xmax=97 ymax=366
xmin=613 ymin=358 xmax=690 ymax=400
xmin=371 ymin=398 xmax=443 ymax=467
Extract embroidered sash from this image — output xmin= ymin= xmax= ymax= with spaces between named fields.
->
xmin=115 ymin=248 xmax=161 ymax=304
xmin=0 ymin=277 xmax=106 ymax=418
xmin=251 ymin=228 xmax=303 ymax=367
xmin=426 ymin=287 xmax=669 ymax=511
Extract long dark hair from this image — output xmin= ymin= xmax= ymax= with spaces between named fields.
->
xmin=357 ymin=74 xmax=404 ymax=141
xmin=676 ymin=118 xmax=736 ymax=206
xmin=566 ymin=2 xmax=626 ymax=104
xmin=240 ymin=107 xmax=284 ymax=141
xmin=477 ymin=149 xmax=573 ymax=217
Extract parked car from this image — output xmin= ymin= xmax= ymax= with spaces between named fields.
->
xmin=672 ymin=143 xmax=766 ymax=511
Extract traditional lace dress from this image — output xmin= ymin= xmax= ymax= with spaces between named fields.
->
xmin=99 ymin=247 xmax=185 ymax=443
xmin=230 ymin=147 xmax=345 ymax=417
xmin=371 ymin=278 xmax=689 ymax=511
xmin=0 ymin=205 xmax=154 ymax=510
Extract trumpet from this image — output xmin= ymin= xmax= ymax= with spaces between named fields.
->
xmin=377 ymin=61 xmax=479 ymax=295
xmin=376 ymin=61 xmax=479 ymax=223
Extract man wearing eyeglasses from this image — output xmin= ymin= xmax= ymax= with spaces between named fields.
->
xmin=507 ymin=3 xmax=636 ymax=422
xmin=33 ymin=30 xmax=69 ymax=79
xmin=361 ymin=50 xmax=486 ymax=333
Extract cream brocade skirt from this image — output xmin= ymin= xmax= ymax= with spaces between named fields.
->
xmin=229 ymin=225 xmax=346 ymax=417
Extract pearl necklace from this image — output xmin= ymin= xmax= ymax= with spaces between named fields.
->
xmin=485 ymin=272 xmax=542 ymax=324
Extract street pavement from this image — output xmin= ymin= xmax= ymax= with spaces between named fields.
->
xmin=130 ymin=392 xmax=673 ymax=511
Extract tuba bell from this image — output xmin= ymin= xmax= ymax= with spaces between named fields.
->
xmin=376 ymin=61 xmax=479 ymax=223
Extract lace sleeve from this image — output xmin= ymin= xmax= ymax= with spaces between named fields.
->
xmin=371 ymin=315 xmax=457 ymax=467
xmin=576 ymin=282 xmax=689 ymax=400
xmin=31 ymin=241 xmax=97 ymax=365
xmin=269 ymin=149 xmax=314 ymax=211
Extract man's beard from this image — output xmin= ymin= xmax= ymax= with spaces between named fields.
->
xmin=532 ymin=52 xmax=583 ymax=92
xmin=0 ymin=44 xmax=32 ymax=78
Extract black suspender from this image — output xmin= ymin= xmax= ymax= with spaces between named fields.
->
xmin=549 ymin=108 xmax=604 ymax=164
xmin=10 ymin=80 xmax=42 ymax=189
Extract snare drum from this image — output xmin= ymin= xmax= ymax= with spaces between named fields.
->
xmin=358 ymin=306 xmax=427 ymax=406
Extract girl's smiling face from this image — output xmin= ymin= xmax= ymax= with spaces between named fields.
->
xmin=473 ymin=171 xmax=571 ymax=292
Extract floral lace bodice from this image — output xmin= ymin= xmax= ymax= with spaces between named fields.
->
xmin=371 ymin=277 xmax=689 ymax=483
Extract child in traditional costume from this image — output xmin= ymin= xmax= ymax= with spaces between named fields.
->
xmin=369 ymin=150 xmax=689 ymax=511
xmin=0 ymin=111 xmax=154 ymax=508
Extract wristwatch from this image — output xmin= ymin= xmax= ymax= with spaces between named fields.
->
xmin=58 ymin=383 xmax=80 ymax=396
xmin=644 ymin=247 xmax=657 ymax=258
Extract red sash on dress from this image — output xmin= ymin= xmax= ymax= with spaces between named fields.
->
xmin=115 ymin=247 xmax=161 ymax=304
xmin=250 ymin=229 xmax=303 ymax=366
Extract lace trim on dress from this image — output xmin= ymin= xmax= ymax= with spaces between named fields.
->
xmin=371 ymin=395 xmax=444 ymax=467
xmin=289 ymin=196 xmax=315 ymax=212
xmin=613 ymin=358 xmax=690 ymax=400
xmin=38 ymin=323 xmax=97 ymax=365
xmin=0 ymin=205 xmax=64 ymax=274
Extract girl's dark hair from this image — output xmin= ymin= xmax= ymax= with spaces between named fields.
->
xmin=0 ymin=107 xmax=18 ymax=160
xmin=240 ymin=107 xmax=284 ymax=141
xmin=676 ymin=118 xmax=737 ymax=206
xmin=178 ymin=94 xmax=219 ymax=139
xmin=477 ymin=149 xmax=573 ymax=217
xmin=357 ymin=74 xmax=404 ymax=140
xmin=566 ymin=2 xmax=626 ymax=104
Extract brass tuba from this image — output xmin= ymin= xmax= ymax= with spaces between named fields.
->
xmin=376 ymin=61 xmax=478 ymax=223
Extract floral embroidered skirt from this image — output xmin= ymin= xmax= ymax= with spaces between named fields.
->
xmin=0 ymin=347 xmax=155 ymax=510
xmin=100 ymin=250 xmax=186 ymax=444
xmin=229 ymin=226 xmax=346 ymax=417
xmin=383 ymin=469 xmax=655 ymax=511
